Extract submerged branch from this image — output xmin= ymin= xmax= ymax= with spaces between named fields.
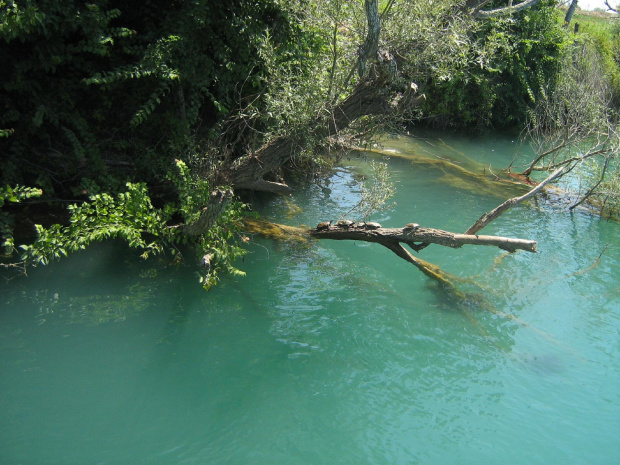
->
xmin=570 ymin=156 xmax=611 ymax=211
xmin=568 ymin=244 xmax=609 ymax=277
xmin=382 ymin=242 xmax=458 ymax=288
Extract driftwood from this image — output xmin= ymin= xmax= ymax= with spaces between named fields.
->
xmin=308 ymin=223 xmax=537 ymax=253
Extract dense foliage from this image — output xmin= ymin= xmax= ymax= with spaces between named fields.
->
xmin=419 ymin=0 xmax=566 ymax=128
xmin=0 ymin=0 xmax=319 ymax=285
xmin=0 ymin=0 xmax=316 ymax=195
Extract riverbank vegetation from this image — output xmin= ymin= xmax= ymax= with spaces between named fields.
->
xmin=1 ymin=0 xmax=619 ymax=285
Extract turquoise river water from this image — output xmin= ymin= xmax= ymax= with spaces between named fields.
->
xmin=1 ymin=131 xmax=619 ymax=464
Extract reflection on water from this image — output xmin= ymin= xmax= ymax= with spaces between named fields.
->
xmin=1 ymin=131 xmax=619 ymax=465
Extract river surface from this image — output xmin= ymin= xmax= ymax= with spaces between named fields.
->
xmin=1 ymin=130 xmax=619 ymax=464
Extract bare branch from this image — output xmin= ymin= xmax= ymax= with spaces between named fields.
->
xmin=570 ymin=156 xmax=612 ymax=210
xmin=309 ymin=223 xmax=538 ymax=253
xmin=474 ymin=0 xmax=544 ymax=18
xmin=522 ymin=142 xmax=571 ymax=176
xmin=464 ymin=167 xmax=566 ymax=235
xmin=527 ymin=147 xmax=612 ymax=174
xmin=605 ymin=0 xmax=619 ymax=12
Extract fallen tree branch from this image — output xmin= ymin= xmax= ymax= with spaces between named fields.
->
xmin=308 ymin=223 xmax=537 ymax=253
xmin=242 ymin=217 xmax=536 ymax=288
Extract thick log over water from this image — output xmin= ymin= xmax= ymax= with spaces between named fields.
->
xmin=308 ymin=223 xmax=538 ymax=253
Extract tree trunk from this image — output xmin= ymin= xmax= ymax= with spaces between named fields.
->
xmin=224 ymin=138 xmax=299 ymax=194
xmin=564 ymin=0 xmax=579 ymax=27
xmin=178 ymin=189 xmax=234 ymax=236
xmin=221 ymin=77 xmax=424 ymax=194
xmin=358 ymin=0 xmax=381 ymax=77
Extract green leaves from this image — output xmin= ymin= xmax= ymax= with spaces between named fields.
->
xmin=343 ymin=161 xmax=396 ymax=223
xmin=0 ymin=185 xmax=42 ymax=255
xmin=165 ymin=159 xmax=247 ymax=289
xmin=0 ymin=185 xmax=43 ymax=207
xmin=11 ymin=161 xmax=247 ymax=289
xmin=130 ymin=82 xmax=173 ymax=127
xmin=417 ymin=0 xmax=566 ymax=128
xmin=20 ymin=182 xmax=166 ymax=267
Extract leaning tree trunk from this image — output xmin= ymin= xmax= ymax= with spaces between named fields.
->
xmin=213 ymin=0 xmax=559 ymax=197
xmin=214 ymin=0 xmax=423 ymax=195
xmin=219 ymin=77 xmax=424 ymax=195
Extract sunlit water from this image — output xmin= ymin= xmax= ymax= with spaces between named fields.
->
xmin=1 ymin=131 xmax=619 ymax=465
